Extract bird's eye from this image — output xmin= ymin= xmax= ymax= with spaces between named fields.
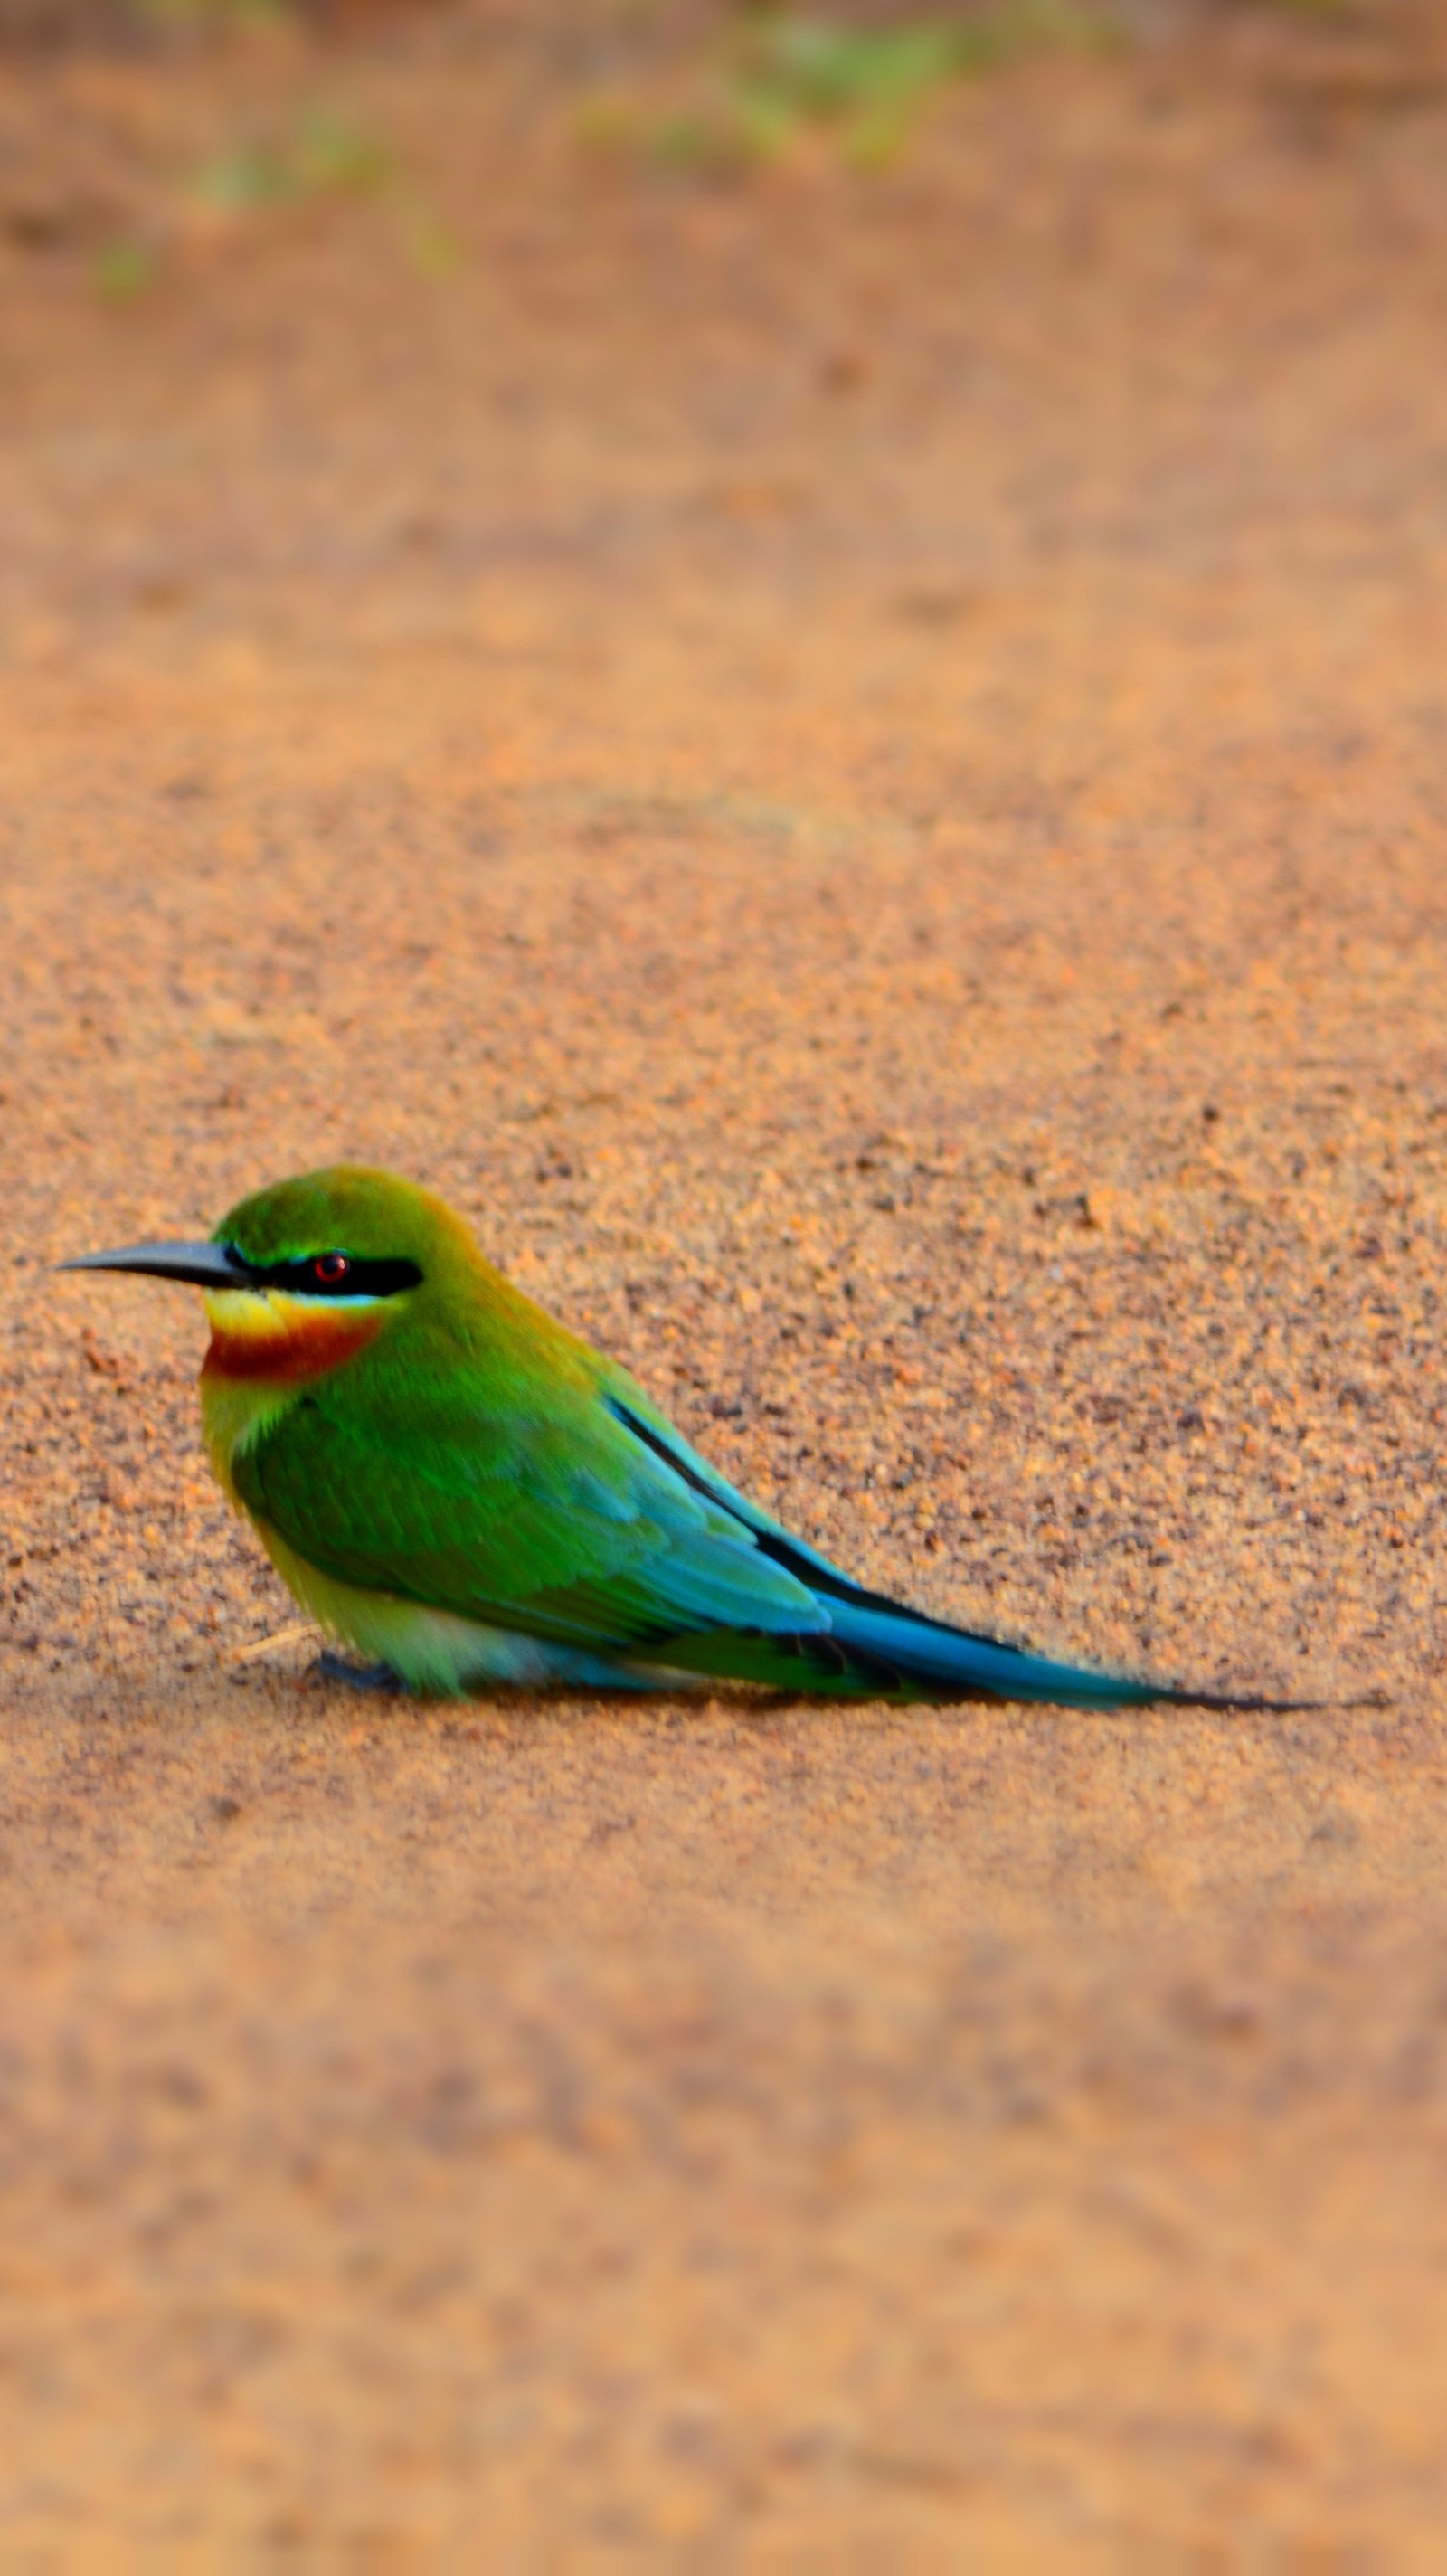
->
xmin=312 ymin=1251 xmax=351 ymax=1286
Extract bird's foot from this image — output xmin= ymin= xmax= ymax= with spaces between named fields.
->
xmin=314 ymin=1649 xmax=403 ymax=1693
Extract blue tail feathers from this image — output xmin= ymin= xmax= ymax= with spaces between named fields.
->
xmin=608 ymin=1395 xmax=1283 ymax=1710
xmin=821 ymin=1596 xmax=1159 ymax=1707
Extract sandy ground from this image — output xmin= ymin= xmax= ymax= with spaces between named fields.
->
xmin=6 ymin=9 xmax=1447 ymax=2558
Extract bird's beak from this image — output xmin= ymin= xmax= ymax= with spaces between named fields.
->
xmin=57 ymin=1241 xmax=250 ymax=1290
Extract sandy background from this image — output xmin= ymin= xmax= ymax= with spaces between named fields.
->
xmin=5 ymin=4 xmax=1447 ymax=2557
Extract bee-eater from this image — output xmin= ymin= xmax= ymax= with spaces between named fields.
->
xmin=62 ymin=1165 xmax=1277 ymax=1706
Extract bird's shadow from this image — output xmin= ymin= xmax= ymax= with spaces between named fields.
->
xmin=304 ymin=1650 xmax=1379 ymax=1719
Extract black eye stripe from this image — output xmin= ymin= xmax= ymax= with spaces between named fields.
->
xmin=228 ymin=1251 xmax=423 ymax=1299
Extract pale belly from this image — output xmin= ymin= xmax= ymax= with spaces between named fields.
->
xmin=251 ymin=1514 xmax=676 ymax=1694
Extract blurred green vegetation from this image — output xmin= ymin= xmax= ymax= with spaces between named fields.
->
xmin=71 ymin=0 xmax=1414 ymax=311
xmin=137 ymin=0 xmax=288 ymax=32
xmin=91 ymin=237 xmax=160 ymax=301
xmin=191 ymin=107 xmax=392 ymax=212
xmin=91 ymin=102 xmax=461 ymax=303
xmin=578 ymin=3 xmax=1124 ymax=174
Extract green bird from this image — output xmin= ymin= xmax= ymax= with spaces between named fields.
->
xmin=62 ymin=1164 xmax=1276 ymax=1707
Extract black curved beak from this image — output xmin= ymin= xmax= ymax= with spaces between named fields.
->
xmin=57 ymin=1241 xmax=250 ymax=1290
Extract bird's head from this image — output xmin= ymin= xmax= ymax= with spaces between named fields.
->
xmin=61 ymin=1165 xmax=469 ymax=1383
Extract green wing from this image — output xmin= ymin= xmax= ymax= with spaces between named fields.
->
xmin=231 ymin=1355 xmax=827 ymax=1652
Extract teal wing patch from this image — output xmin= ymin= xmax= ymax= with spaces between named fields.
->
xmin=232 ymin=1371 xmax=826 ymax=1651
xmin=599 ymin=1370 xmax=857 ymax=1585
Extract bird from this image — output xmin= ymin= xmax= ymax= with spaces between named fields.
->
xmin=62 ymin=1163 xmax=1281 ymax=1708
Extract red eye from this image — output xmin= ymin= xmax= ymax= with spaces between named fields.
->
xmin=313 ymin=1251 xmax=350 ymax=1286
